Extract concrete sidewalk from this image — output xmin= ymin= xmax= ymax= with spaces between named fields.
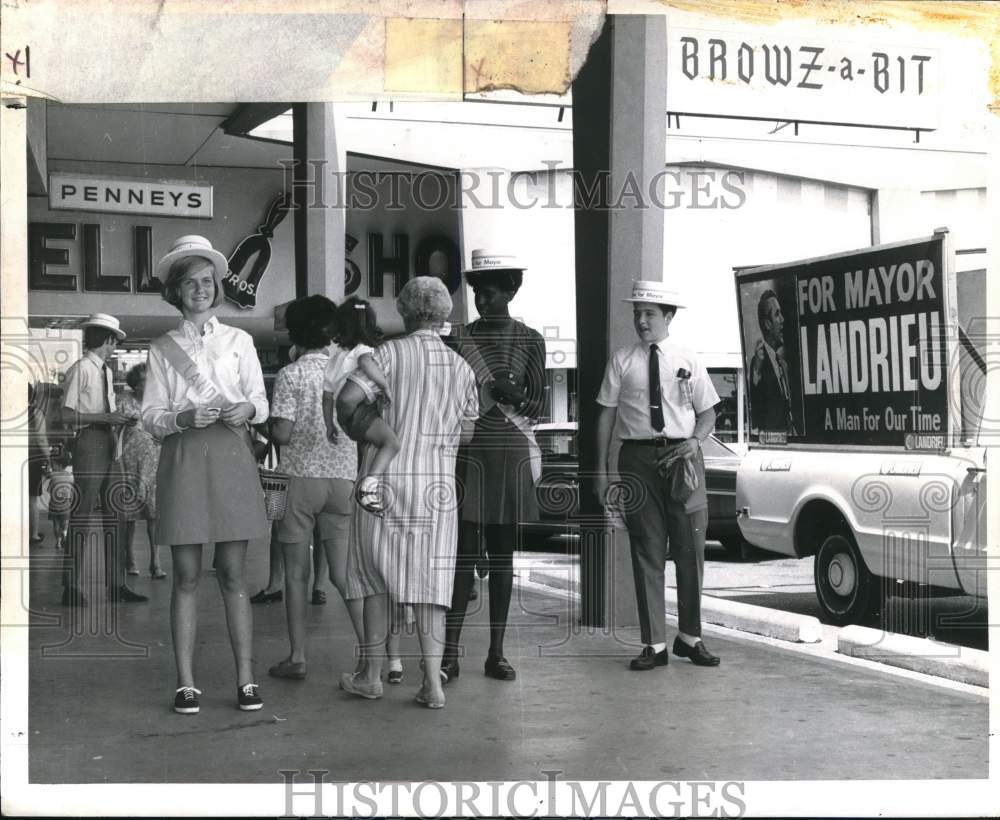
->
xmin=24 ymin=531 xmax=988 ymax=784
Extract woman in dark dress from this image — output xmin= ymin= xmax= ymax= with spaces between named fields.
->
xmin=443 ymin=250 xmax=546 ymax=682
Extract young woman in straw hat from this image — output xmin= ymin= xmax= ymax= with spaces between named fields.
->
xmin=142 ymin=235 xmax=270 ymax=715
xmin=442 ymin=249 xmax=547 ymax=684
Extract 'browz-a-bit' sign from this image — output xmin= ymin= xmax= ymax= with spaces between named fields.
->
xmin=48 ymin=173 xmax=213 ymax=219
xmin=668 ymin=27 xmax=938 ymax=131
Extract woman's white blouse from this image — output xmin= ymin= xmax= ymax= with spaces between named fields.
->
xmin=141 ymin=316 xmax=269 ymax=438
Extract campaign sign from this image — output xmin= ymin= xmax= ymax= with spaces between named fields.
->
xmin=736 ymin=235 xmax=950 ymax=449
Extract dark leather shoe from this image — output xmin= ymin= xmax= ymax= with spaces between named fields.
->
xmin=440 ymin=658 xmax=460 ymax=683
xmin=116 ymin=585 xmax=149 ymax=603
xmin=484 ymin=654 xmax=516 ymax=681
xmin=250 ymin=589 xmax=282 ymax=604
xmin=61 ymin=587 xmax=88 ymax=608
xmin=629 ymin=645 xmax=669 ymax=670
xmin=672 ymin=637 xmax=720 ymax=667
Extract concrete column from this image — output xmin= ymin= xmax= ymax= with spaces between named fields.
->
xmin=294 ymin=103 xmax=345 ymax=302
xmin=574 ymin=15 xmax=668 ymax=631
xmin=609 ymin=14 xmax=668 ymax=351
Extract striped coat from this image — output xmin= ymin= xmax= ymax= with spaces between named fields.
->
xmin=346 ymin=330 xmax=479 ymax=606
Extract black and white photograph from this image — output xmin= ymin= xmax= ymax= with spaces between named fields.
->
xmin=1 ymin=1 xmax=995 ymax=817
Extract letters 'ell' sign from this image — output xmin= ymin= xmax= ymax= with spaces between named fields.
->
xmin=668 ymin=27 xmax=939 ymax=131
xmin=735 ymin=234 xmax=953 ymax=451
xmin=48 ymin=173 xmax=213 ymax=219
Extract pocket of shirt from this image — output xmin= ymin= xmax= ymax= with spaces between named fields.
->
xmin=208 ymin=348 xmax=242 ymax=390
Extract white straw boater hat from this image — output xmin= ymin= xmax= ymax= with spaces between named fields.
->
xmin=155 ymin=235 xmax=228 ymax=281
xmin=622 ymin=280 xmax=687 ymax=309
xmin=79 ymin=313 xmax=126 ymax=340
xmin=462 ymin=248 xmax=527 ymax=277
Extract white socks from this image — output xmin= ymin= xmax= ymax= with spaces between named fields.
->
xmin=678 ymin=632 xmax=700 ymax=648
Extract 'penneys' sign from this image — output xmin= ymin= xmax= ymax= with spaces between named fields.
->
xmin=736 ymin=233 xmax=953 ymax=450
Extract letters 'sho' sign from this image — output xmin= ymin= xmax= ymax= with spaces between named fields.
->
xmin=668 ymin=27 xmax=939 ymax=131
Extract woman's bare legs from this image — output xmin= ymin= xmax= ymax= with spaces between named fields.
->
xmin=414 ymin=603 xmax=446 ymax=702
xmin=321 ymin=511 xmax=365 ymax=670
xmin=124 ymin=519 xmax=138 ymax=573
xmin=147 ymin=520 xmax=163 ymax=575
xmin=213 ymin=540 xmax=255 ymax=685
xmin=170 ymin=543 xmax=202 ymax=688
xmin=278 ymin=539 xmax=311 ymax=664
xmin=355 ymin=592 xmax=388 ymax=686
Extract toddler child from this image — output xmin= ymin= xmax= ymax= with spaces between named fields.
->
xmin=322 ymin=297 xmax=400 ymax=515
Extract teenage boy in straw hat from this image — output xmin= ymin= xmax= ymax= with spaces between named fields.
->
xmin=61 ymin=313 xmax=148 ymax=607
xmin=594 ymin=281 xmax=721 ymax=669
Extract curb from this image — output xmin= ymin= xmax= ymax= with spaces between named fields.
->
xmin=528 ymin=563 xmax=579 ymax=595
xmin=527 ymin=563 xmax=822 ymax=643
xmin=525 ymin=562 xmax=988 ymax=688
xmin=837 ymin=624 xmax=989 ymax=688
xmin=680 ymin=589 xmax=823 ymax=643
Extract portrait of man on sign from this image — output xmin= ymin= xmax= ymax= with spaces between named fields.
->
xmin=748 ymin=282 xmax=803 ymax=436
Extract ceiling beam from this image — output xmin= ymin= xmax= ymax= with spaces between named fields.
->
xmin=221 ymin=103 xmax=292 ymax=137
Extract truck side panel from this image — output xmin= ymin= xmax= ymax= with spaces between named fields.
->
xmin=737 ymin=449 xmax=971 ymax=594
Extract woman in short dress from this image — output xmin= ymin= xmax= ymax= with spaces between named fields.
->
xmin=142 ymin=235 xmax=270 ymax=716
xmin=341 ymin=277 xmax=478 ymax=709
xmin=443 ymin=250 xmax=546 ymax=683
xmin=119 ymin=363 xmax=165 ymax=579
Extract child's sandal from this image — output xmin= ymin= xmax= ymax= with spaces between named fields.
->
xmin=355 ymin=479 xmax=385 ymax=516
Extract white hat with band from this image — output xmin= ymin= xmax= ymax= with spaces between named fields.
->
xmin=462 ymin=248 xmax=526 ymax=277
xmin=622 ymin=280 xmax=687 ymax=308
xmin=155 ymin=235 xmax=228 ymax=282
xmin=79 ymin=313 xmax=126 ymax=340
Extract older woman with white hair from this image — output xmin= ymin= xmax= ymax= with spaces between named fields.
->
xmin=341 ymin=276 xmax=479 ymax=710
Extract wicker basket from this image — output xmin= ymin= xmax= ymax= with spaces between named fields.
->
xmin=259 ymin=468 xmax=290 ymax=521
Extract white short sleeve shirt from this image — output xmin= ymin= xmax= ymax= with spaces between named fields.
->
xmin=597 ymin=337 xmax=719 ymax=439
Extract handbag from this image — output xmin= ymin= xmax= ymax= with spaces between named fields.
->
xmin=257 ymin=438 xmax=288 ymax=521
xmin=154 ymin=334 xmax=288 ymax=519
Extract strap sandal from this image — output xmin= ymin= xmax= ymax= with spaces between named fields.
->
xmin=355 ymin=478 xmax=385 ymax=516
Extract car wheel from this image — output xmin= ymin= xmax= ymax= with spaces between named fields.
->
xmin=814 ymin=530 xmax=879 ymax=626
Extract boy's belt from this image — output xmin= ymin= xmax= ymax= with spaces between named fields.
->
xmin=623 ymin=437 xmax=687 ymax=446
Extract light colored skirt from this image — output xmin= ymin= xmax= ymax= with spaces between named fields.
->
xmin=156 ymin=423 xmax=268 ymax=545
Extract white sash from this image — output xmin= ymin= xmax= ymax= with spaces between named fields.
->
xmin=498 ymin=402 xmax=542 ymax=484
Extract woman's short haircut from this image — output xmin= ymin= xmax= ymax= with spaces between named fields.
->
xmin=285 ymin=294 xmax=338 ymax=350
xmin=161 ymin=256 xmax=225 ymax=310
xmin=83 ymin=326 xmax=118 ymax=351
xmin=466 ymin=268 xmax=523 ymax=295
xmin=397 ymin=277 xmax=453 ymax=325
xmin=125 ymin=362 xmax=147 ymax=391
